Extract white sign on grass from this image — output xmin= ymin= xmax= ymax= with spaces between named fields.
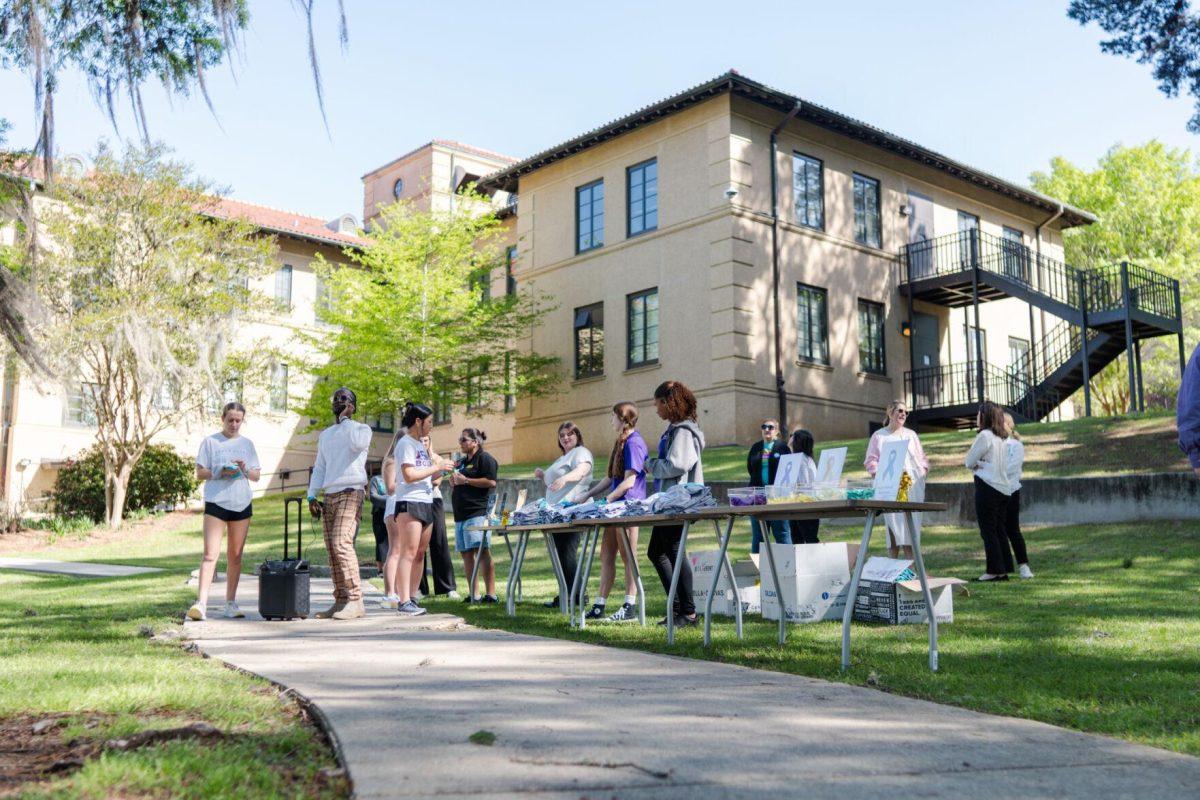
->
xmin=814 ymin=447 xmax=847 ymax=486
xmin=873 ymin=439 xmax=910 ymax=501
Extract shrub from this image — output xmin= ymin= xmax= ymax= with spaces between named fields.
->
xmin=52 ymin=444 xmax=198 ymax=522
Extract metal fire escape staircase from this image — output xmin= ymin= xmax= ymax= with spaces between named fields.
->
xmin=899 ymin=230 xmax=1184 ymax=428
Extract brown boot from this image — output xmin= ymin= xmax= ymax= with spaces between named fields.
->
xmin=315 ymin=602 xmax=345 ymax=619
xmin=332 ymin=599 xmax=365 ymax=620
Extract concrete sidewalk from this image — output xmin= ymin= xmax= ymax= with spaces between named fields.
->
xmin=186 ymin=576 xmax=1200 ymax=799
xmin=0 ymin=557 xmax=163 ymax=578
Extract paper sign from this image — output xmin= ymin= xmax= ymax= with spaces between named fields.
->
xmin=773 ymin=453 xmax=811 ymax=488
xmin=814 ymin=447 xmax=847 ymax=487
xmin=873 ymin=439 xmax=910 ymax=501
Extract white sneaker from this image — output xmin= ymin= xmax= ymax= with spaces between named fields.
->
xmin=446 ymin=590 xmax=462 ymax=600
xmin=222 ymin=601 xmax=245 ymax=619
xmin=378 ymin=595 xmax=400 ymax=609
xmin=1018 ymin=564 xmax=1034 ymax=579
xmin=186 ymin=603 xmax=207 ymax=621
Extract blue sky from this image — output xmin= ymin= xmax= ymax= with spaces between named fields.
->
xmin=2 ymin=0 xmax=1196 ymax=221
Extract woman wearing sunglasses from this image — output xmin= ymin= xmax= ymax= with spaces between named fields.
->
xmin=745 ymin=418 xmax=791 ymax=554
xmin=864 ymin=400 xmax=929 ymax=559
xmin=449 ymin=428 xmax=499 ymax=602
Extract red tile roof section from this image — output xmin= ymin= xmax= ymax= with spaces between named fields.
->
xmin=206 ymin=197 xmax=366 ymax=248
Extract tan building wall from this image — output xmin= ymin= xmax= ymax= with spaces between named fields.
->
xmin=361 ymin=142 xmax=520 ymax=462
xmin=508 ymin=93 xmax=1078 ymax=466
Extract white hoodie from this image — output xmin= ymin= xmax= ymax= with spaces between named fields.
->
xmin=965 ymin=428 xmax=1015 ymax=496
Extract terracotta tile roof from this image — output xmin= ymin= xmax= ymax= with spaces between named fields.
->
xmin=205 ymin=197 xmax=367 ymax=248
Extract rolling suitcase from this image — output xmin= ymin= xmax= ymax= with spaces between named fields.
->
xmin=258 ymin=497 xmax=310 ymax=620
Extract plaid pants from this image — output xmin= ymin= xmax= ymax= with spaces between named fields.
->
xmin=322 ymin=489 xmax=363 ymax=602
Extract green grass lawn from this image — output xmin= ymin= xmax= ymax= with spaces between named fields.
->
xmin=0 ymin=494 xmax=371 ymax=799
xmin=414 ymin=513 xmax=1200 ymax=757
xmin=497 ymin=410 xmax=1189 ymax=481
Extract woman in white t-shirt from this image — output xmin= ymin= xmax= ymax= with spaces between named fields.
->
xmin=965 ymin=401 xmax=1015 ymax=582
xmin=390 ymin=402 xmax=454 ymax=617
xmin=534 ymin=421 xmax=594 ymax=608
xmin=187 ymin=402 xmax=261 ymax=621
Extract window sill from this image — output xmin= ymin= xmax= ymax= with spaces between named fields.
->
xmin=576 ymin=244 xmax=603 ymax=256
xmin=857 ymin=370 xmax=891 ymax=383
xmin=624 ymin=361 xmax=661 ymax=376
xmin=797 ymin=360 xmax=832 ymax=372
xmin=572 ymin=374 xmax=606 ymax=386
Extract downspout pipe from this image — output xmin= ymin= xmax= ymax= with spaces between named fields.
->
xmin=770 ymin=102 xmax=802 ymax=432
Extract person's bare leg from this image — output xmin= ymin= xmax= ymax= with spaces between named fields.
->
xmin=383 ymin=514 xmax=401 ymax=596
xmin=409 ymin=524 xmax=432 ymax=596
xmin=461 ymin=551 xmax=477 ymax=598
xmin=597 ymin=529 xmax=618 ymax=604
xmin=481 ymin=547 xmax=496 ymax=596
xmin=196 ymin=516 xmax=224 ymax=609
xmin=394 ymin=516 xmax=422 ymax=604
xmin=224 ymin=518 xmax=250 ymax=601
xmin=620 ymin=527 xmax=639 ymax=599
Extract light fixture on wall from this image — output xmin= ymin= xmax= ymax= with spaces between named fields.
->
xmin=900 ymin=320 xmax=913 ymax=338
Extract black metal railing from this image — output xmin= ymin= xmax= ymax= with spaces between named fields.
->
xmin=905 ymin=360 xmax=1052 ymax=420
xmin=1010 ymin=319 xmax=1099 ymax=388
xmin=1085 ymin=262 xmax=1178 ymax=318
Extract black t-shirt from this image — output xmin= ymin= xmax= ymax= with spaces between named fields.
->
xmin=451 ymin=450 xmax=498 ymax=521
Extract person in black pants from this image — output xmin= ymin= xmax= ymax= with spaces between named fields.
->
xmin=645 ymin=381 xmax=705 ymax=627
xmin=965 ymin=401 xmax=1015 ymax=581
xmin=368 ymin=472 xmax=390 ymax=573
xmin=787 ymin=429 xmax=820 ymax=544
xmin=419 ymin=435 xmax=459 ymax=598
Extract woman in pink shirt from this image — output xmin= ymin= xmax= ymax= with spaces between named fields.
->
xmin=864 ymin=399 xmax=930 ymax=559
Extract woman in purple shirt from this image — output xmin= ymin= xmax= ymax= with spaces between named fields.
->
xmin=582 ymin=401 xmax=647 ymax=622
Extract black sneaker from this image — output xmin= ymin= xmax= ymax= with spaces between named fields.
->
xmin=481 ymin=594 xmax=499 ymax=604
xmin=656 ymin=615 xmax=670 ymax=626
xmin=543 ymin=596 xmax=560 ymax=608
xmin=674 ymin=614 xmax=699 ymax=627
xmin=606 ymin=602 xmax=637 ymax=623
xmin=584 ymin=603 xmax=607 ymax=620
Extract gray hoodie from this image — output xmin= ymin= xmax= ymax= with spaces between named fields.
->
xmin=647 ymin=420 xmax=706 ymax=491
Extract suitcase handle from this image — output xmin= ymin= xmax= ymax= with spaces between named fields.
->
xmin=283 ymin=496 xmax=303 ymax=561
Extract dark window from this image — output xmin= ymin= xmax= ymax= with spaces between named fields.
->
xmin=573 ymin=303 xmax=604 ymax=378
xmin=576 ymin=180 xmax=604 ymax=253
xmin=503 ymin=353 xmax=516 ymax=412
xmin=627 ymin=288 xmax=659 ymax=368
xmin=957 ymin=211 xmax=980 ymax=267
xmin=269 ymin=362 xmax=288 ymax=413
xmin=505 ymin=246 xmax=517 ymax=296
xmin=274 ymin=264 xmax=293 ymax=306
xmin=627 ymin=159 xmax=658 ymax=237
xmin=433 ymin=374 xmax=451 ymax=426
xmin=466 ymin=359 xmax=489 ymax=411
xmin=797 ymin=284 xmax=829 ymax=365
xmin=470 ymin=268 xmax=491 ymax=303
xmin=853 ymin=174 xmax=881 ymax=248
xmin=792 ymin=153 xmax=824 ymax=229
xmin=858 ymin=300 xmax=886 ymax=375
xmin=1001 ymin=225 xmax=1028 ymax=280
xmin=366 ymin=411 xmax=395 ymax=433
xmin=66 ymin=382 xmax=99 ymax=426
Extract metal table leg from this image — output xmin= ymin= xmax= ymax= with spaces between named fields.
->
xmin=470 ymin=532 xmax=488 ymax=601
xmin=665 ymin=521 xmax=692 ymax=646
xmin=618 ymin=527 xmax=647 ymax=626
xmin=906 ymin=510 xmax=939 ymax=672
xmin=576 ymin=525 xmax=601 ymax=629
xmin=504 ymin=531 xmax=530 ymax=617
xmin=760 ymin=534 xmax=787 ymax=646
xmin=841 ymin=511 xmax=877 ymax=670
xmin=543 ymin=531 xmax=569 ymax=616
xmin=502 ymin=533 xmax=521 ymax=602
xmin=568 ymin=527 xmax=591 ymax=623
xmin=704 ymin=515 xmax=742 ymax=646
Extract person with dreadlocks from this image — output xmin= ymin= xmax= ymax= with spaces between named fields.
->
xmin=307 ymin=386 xmax=372 ymax=620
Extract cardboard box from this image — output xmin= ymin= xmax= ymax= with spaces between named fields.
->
xmin=689 ymin=552 xmax=760 ymax=616
xmin=760 ymin=542 xmax=860 ymax=623
xmin=852 ymin=556 xmax=965 ymax=625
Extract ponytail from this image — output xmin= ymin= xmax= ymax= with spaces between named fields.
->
xmin=607 ymin=401 xmax=639 ymax=480
xmin=401 ymin=401 xmax=433 ymax=429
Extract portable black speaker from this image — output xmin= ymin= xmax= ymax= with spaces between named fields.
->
xmin=258 ymin=496 xmax=310 ymax=620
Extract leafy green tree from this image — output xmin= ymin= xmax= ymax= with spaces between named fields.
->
xmin=27 ymin=143 xmax=275 ymax=527
xmin=297 ymin=194 xmax=559 ymax=426
xmin=1069 ymin=1 xmax=1200 ymax=133
xmin=1030 ymin=141 xmax=1200 ymax=412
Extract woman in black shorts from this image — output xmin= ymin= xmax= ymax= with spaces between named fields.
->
xmin=189 ymin=402 xmax=261 ymax=621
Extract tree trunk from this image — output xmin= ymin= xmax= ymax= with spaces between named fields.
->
xmin=105 ymin=459 xmax=134 ymax=530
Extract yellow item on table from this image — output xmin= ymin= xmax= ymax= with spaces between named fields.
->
xmin=898 ymin=470 xmax=912 ymax=502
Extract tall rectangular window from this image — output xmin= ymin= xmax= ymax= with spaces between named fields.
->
xmin=65 ymin=382 xmax=98 ymax=426
xmin=627 ymin=159 xmax=658 ymax=237
xmin=576 ymin=180 xmax=604 ymax=253
xmin=466 ymin=359 xmax=489 ymax=411
xmin=792 ymin=153 xmax=824 ymax=229
xmin=269 ymin=362 xmax=289 ymax=413
xmin=503 ymin=353 xmax=516 ymax=412
xmin=470 ymin=268 xmax=491 ymax=303
xmin=857 ymin=300 xmax=886 ymax=375
xmin=153 ymin=378 xmax=177 ymax=412
xmin=853 ymin=174 xmax=881 ymax=248
xmin=433 ymin=373 xmax=451 ymax=426
xmin=957 ymin=210 xmax=980 ymax=268
xmin=274 ymin=264 xmax=293 ymax=306
xmin=505 ymin=246 xmax=517 ymax=296
xmin=627 ymin=288 xmax=659 ymax=368
xmin=797 ymin=284 xmax=829 ymax=365
xmin=1009 ymin=336 xmax=1030 ymax=381
xmin=365 ymin=411 xmax=395 ymax=433
xmin=967 ymin=325 xmax=987 ymax=363
xmin=573 ymin=302 xmax=604 ymax=379
xmin=1001 ymin=225 xmax=1028 ymax=280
